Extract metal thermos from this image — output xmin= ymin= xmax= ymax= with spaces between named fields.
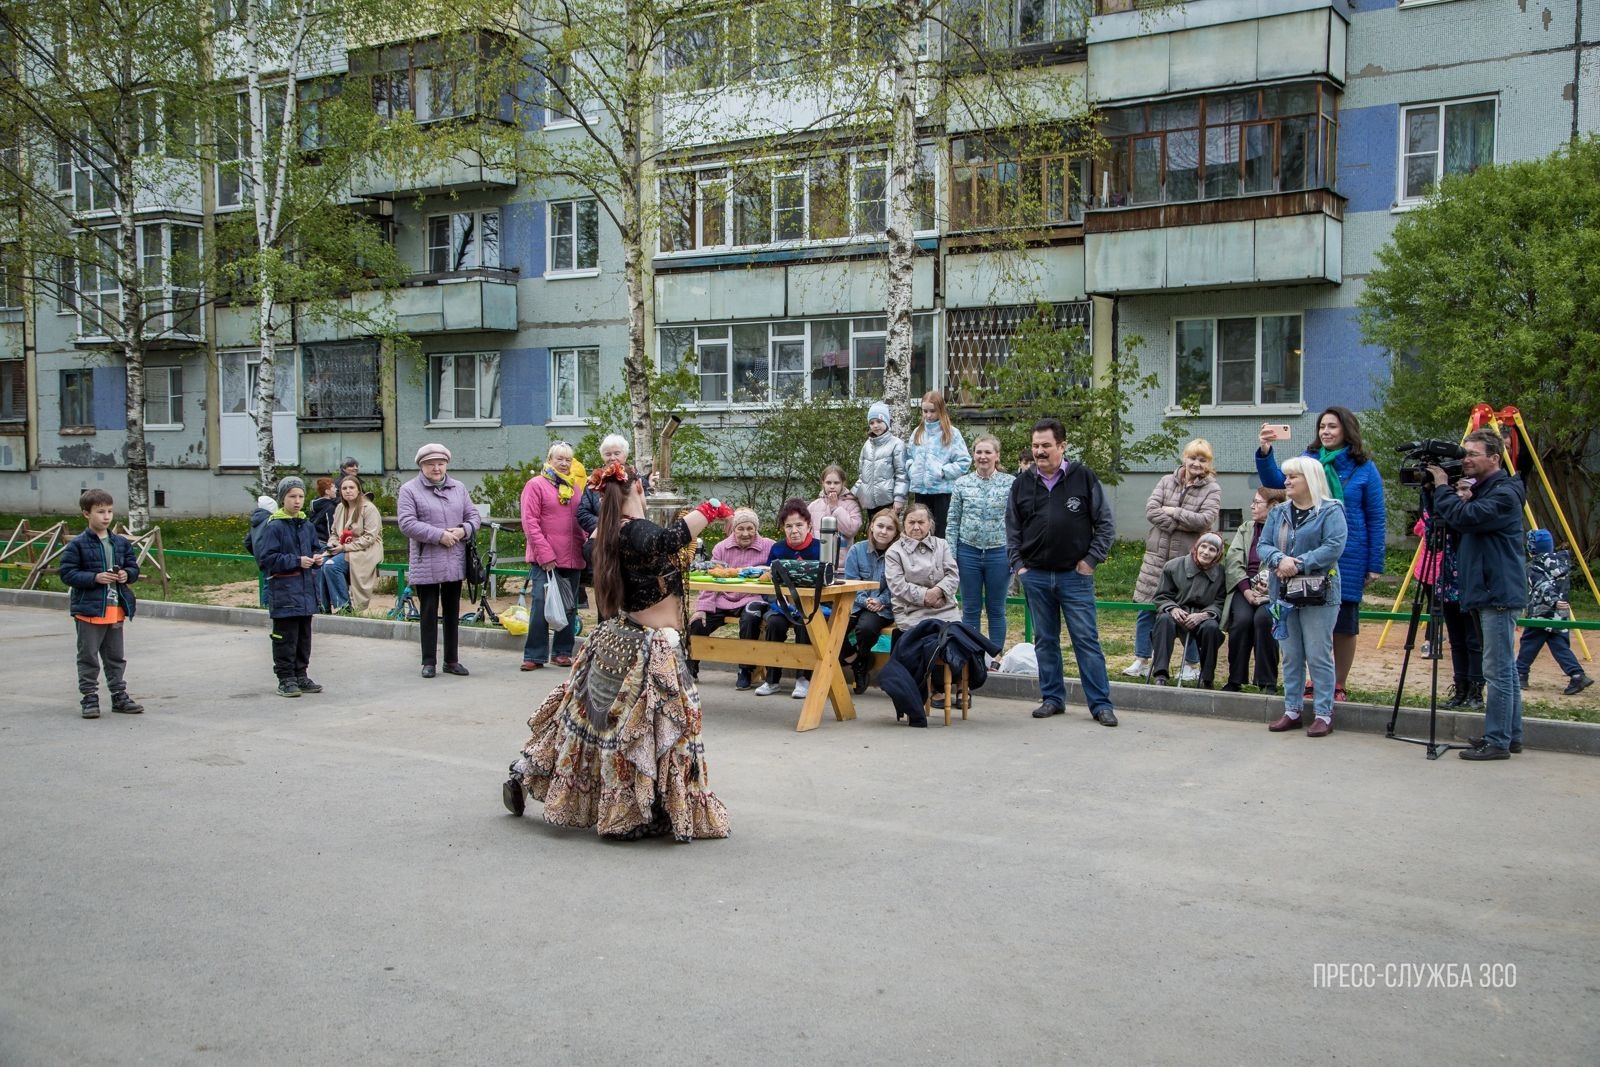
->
xmin=819 ymin=514 xmax=838 ymax=570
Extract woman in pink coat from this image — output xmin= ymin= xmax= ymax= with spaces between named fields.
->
xmin=520 ymin=441 xmax=588 ymax=670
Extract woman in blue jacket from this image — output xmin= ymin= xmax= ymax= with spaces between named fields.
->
xmin=1259 ymin=457 xmax=1349 ymax=736
xmin=1257 ymin=406 xmax=1385 ymax=703
xmin=839 ymin=509 xmax=899 ymax=694
xmin=253 ymin=476 xmax=325 ymax=698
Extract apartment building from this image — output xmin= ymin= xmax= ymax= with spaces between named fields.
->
xmin=1 ymin=0 xmax=1595 ymax=523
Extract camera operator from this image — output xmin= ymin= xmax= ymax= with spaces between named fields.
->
xmin=1427 ymin=429 xmax=1526 ymax=760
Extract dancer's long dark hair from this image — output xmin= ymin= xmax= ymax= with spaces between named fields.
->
xmin=591 ymin=478 xmax=633 ymax=620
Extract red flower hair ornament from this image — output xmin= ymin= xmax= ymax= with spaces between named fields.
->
xmin=586 ymin=460 xmax=632 ymax=492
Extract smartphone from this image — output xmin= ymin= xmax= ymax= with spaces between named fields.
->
xmin=1265 ymin=424 xmax=1294 ymax=441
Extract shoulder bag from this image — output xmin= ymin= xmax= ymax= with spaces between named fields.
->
xmin=771 ymin=559 xmax=835 ymax=623
xmin=1275 ymin=505 xmax=1334 ymax=606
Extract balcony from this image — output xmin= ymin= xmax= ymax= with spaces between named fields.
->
xmin=1084 ymin=189 xmax=1342 ymax=294
xmin=352 ymin=149 xmax=516 ymax=199
xmin=306 ymin=268 xmax=519 ymax=340
xmin=1088 ymin=0 xmax=1348 ymax=104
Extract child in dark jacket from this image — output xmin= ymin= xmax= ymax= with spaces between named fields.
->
xmin=58 ymin=489 xmax=143 ymax=718
xmin=1516 ymin=529 xmax=1593 ymax=696
xmin=253 ymin=476 xmax=325 ymax=698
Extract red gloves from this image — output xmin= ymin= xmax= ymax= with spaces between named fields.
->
xmin=695 ymin=499 xmax=734 ymax=522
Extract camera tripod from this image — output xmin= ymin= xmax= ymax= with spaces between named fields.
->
xmin=1385 ymin=503 xmax=1472 ymax=758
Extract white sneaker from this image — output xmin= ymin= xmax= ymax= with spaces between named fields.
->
xmin=792 ymin=678 xmax=810 ymax=699
xmin=754 ymin=681 xmax=781 ymax=697
xmin=1180 ymin=663 xmax=1201 ymax=683
xmin=1121 ymin=657 xmax=1149 ymax=678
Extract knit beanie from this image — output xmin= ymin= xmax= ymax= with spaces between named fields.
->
xmin=867 ymin=402 xmax=891 ymax=428
xmin=731 ymin=507 xmax=760 ymax=531
xmin=275 ymin=476 xmax=305 ymax=508
xmin=1528 ymin=528 xmax=1554 ymax=554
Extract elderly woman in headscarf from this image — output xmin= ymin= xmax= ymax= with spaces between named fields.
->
xmin=1148 ymin=531 xmax=1227 ymax=688
xmin=1125 ymin=438 xmax=1222 ymax=680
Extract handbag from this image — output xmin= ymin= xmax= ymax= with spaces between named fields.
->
xmin=771 ymin=558 xmax=835 ymax=624
xmin=464 ymin=536 xmax=487 ymax=588
xmin=1283 ymin=574 xmax=1333 ymax=606
xmin=543 ymin=569 xmax=574 ymax=630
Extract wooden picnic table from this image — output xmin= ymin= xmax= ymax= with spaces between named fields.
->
xmin=685 ymin=576 xmax=879 ymax=733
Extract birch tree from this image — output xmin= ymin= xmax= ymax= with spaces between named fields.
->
xmin=0 ymin=0 xmax=207 ymax=530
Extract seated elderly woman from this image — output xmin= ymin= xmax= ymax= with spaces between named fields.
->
xmin=885 ymin=503 xmax=961 ymax=626
xmin=1149 ymin=532 xmax=1227 ymax=688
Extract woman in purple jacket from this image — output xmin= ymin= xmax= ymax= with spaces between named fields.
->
xmin=397 ymin=443 xmax=482 ymax=678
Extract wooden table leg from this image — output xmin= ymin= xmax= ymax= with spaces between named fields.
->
xmin=794 ymin=596 xmax=857 ymax=732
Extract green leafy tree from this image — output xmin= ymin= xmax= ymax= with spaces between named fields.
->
xmin=575 ymin=354 xmax=716 ymax=497
xmin=976 ymin=305 xmax=1191 ymax=484
xmin=1359 ymin=136 xmax=1600 ymax=551
xmin=713 ymin=395 xmax=869 ymax=517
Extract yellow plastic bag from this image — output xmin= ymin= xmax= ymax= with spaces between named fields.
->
xmin=499 ymin=604 xmax=530 ymax=635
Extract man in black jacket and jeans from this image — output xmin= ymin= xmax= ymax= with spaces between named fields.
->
xmin=1429 ymin=428 xmax=1526 ymax=760
xmin=1006 ymin=418 xmax=1118 ymax=726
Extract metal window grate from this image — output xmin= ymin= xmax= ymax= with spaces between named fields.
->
xmin=944 ymin=301 xmax=1090 ymax=406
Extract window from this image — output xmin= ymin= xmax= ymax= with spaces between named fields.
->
xmin=950 ymin=133 xmax=1086 ymax=230
xmin=138 ymin=223 xmax=203 ymax=339
xmin=301 ymin=340 xmax=380 ymax=423
xmin=144 ymin=365 xmax=184 ymax=429
xmin=214 ymin=90 xmax=288 ymax=209
xmin=547 ymin=199 xmax=599 ymax=274
xmin=1400 ymin=97 xmax=1496 ymax=203
xmin=945 ymin=301 xmax=1090 ymax=403
xmin=658 ymin=148 xmax=935 ymax=253
xmin=543 ymin=60 xmax=593 ymax=126
xmin=658 ymin=315 xmax=932 ymax=405
xmin=77 ymin=258 xmax=120 ymax=339
xmin=426 ymin=210 xmax=500 ymax=273
xmin=0 ymin=361 xmax=25 ymax=423
xmin=428 ymin=351 xmax=500 ymax=423
xmin=55 ymin=256 xmax=77 ymax=314
xmin=60 ymin=368 xmax=94 ymax=428
xmin=71 ymin=136 xmax=114 ymax=213
xmin=0 ymin=246 xmax=21 ymax=316
xmin=551 ymin=347 xmax=600 ymax=420
xmin=360 ymin=37 xmax=498 ymax=125
xmin=946 ymin=0 xmax=1091 ymax=50
xmin=1173 ymin=314 xmax=1302 ymax=408
xmin=136 ymin=92 xmax=194 ymax=158
xmin=1101 ymin=84 xmax=1339 ymax=208
xmin=297 ymin=77 xmax=343 ymax=151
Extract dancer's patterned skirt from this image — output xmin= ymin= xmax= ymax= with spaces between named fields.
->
xmin=511 ymin=618 xmax=729 ymax=842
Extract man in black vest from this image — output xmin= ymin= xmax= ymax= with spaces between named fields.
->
xmin=1005 ymin=418 xmax=1118 ymax=725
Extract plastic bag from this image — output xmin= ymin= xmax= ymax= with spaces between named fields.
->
xmin=543 ymin=570 xmax=572 ymax=630
xmin=498 ymin=605 xmax=530 ymax=636
xmin=997 ymin=643 xmax=1038 ymax=675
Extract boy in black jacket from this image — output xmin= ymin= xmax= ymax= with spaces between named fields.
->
xmin=58 ymin=489 xmax=143 ymax=718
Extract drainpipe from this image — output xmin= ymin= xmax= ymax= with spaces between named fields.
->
xmin=1574 ymin=0 xmax=1586 ymax=142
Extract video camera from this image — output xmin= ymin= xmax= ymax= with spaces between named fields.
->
xmin=1396 ymin=439 xmax=1466 ymax=490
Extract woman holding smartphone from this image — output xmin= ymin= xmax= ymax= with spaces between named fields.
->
xmin=1257 ymin=408 xmax=1387 ymax=704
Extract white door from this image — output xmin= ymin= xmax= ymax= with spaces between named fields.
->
xmin=219 ymin=350 xmax=298 ymax=467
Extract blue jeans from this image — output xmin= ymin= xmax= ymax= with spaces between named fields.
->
xmin=1280 ymin=600 xmax=1338 ymax=721
xmin=319 ymin=554 xmax=349 ymax=612
xmin=523 ymin=565 xmax=579 ymax=663
xmin=1019 ymin=567 xmax=1112 ymax=714
xmin=1480 ymin=606 xmax=1525 ymax=749
xmin=1516 ymin=626 xmax=1583 ymax=679
xmin=957 ymin=543 xmax=1009 ymax=649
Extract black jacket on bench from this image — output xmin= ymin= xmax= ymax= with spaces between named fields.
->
xmin=878 ymin=619 xmax=1001 ymax=727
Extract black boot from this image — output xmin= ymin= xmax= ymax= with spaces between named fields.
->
xmin=852 ymin=659 xmax=870 ymax=694
xmin=1443 ymin=681 xmax=1470 ymax=708
xmin=1465 ymin=682 xmax=1485 ymax=709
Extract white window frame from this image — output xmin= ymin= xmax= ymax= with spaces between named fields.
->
xmin=1168 ymin=314 xmax=1305 ymax=416
xmin=144 ymin=365 xmax=185 ymax=430
xmin=76 ymin=259 xmax=121 ymax=341
xmin=138 ymin=223 xmax=203 ymax=341
xmin=427 ymin=350 xmax=501 ymax=426
xmin=546 ymin=199 xmax=600 ymax=277
xmin=426 ymin=209 xmax=501 ymax=273
xmin=549 ymin=346 xmax=600 ymax=422
xmin=543 ymin=59 xmax=596 ymax=128
xmin=1396 ymin=95 xmax=1498 ymax=208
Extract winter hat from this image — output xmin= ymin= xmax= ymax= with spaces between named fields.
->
xmin=274 ymin=476 xmax=305 ymax=508
xmin=867 ymin=402 xmax=891 ymax=428
xmin=731 ymin=507 xmax=760 ymax=531
xmin=1528 ymin=528 xmax=1554 ymax=554
xmin=415 ymin=442 xmax=451 ymax=466
xmin=256 ymin=495 xmax=276 ymax=512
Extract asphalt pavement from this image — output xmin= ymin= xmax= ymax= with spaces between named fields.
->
xmin=1 ymin=604 xmax=1597 ymax=1066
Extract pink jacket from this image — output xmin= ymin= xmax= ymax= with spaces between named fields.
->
xmin=693 ymin=535 xmax=776 ymax=614
xmin=808 ymin=493 xmax=862 ymax=563
xmin=521 ymin=473 xmax=587 ymax=569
